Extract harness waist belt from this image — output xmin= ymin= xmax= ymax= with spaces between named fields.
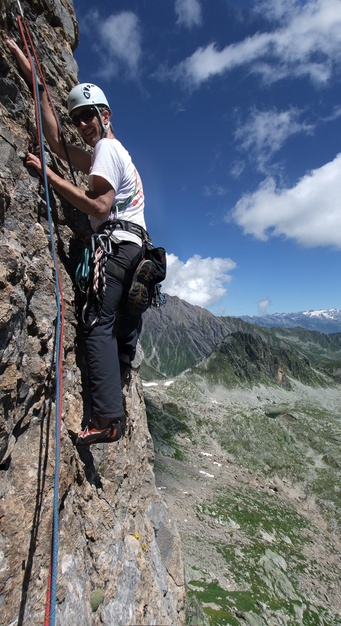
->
xmin=115 ymin=220 xmax=147 ymax=240
xmin=99 ymin=219 xmax=150 ymax=242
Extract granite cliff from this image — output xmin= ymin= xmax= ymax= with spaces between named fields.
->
xmin=0 ymin=1 xmax=185 ymax=624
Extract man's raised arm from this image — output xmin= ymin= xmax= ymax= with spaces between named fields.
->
xmin=7 ymin=38 xmax=91 ymax=175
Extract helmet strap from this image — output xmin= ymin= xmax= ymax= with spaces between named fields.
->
xmin=102 ymin=121 xmax=111 ymax=138
xmin=93 ymin=106 xmax=111 ymax=138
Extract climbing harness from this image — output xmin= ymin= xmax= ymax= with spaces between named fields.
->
xmin=77 ymin=218 xmax=149 ymax=329
xmin=15 ymin=7 xmax=66 ymax=626
xmin=76 ymin=217 xmax=167 ymax=329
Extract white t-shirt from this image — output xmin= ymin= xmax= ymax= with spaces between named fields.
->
xmin=88 ymin=137 xmax=146 ymax=245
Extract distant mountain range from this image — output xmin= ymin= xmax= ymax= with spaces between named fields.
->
xmin=240 ymin=308 xmax=341 ymax=333
xmin=140 ymin=297 xmax=341 ymax=382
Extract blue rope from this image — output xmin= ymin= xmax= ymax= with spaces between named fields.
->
xmin=31 ymin=62 xmax=62 ymax=626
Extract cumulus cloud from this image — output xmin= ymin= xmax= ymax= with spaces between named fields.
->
xmin=229 ymin=153 xmax=341 ymax=248
xmin=163 ymin=253 xmax=236 ymax=308
xmin=169 ymin=0 xmax=341 ymax=87
xmin=235 ymin=107 xmax=313 ymax=172
xmin=79 ymin=10 xmax=142 ymax=79
xmin=175 ymin=0 xmax=202 ymax=28
xmin=258 ymin=298 xmax=271 ymax=315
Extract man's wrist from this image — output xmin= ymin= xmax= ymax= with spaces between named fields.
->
xmin=30 ymin=83 xmax=45 ymax=94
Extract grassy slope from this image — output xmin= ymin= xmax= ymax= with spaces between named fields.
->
xmin=145 ymin=375 xmax=341 ymax=626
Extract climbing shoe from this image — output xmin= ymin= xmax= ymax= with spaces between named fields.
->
xmin=76 ymin=417 xmax=126 ymax=446
xmin=127 ymin=259 xmax=156 ymax=315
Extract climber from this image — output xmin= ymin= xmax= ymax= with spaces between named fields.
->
xmin=7 ymin=37 xmax=154 ymax=445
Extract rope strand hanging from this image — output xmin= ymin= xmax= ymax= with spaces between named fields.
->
xmin=17 ymin=14 xmax=78 ymax=186
xmin=16 ymin=12 xmax=65 ymax=626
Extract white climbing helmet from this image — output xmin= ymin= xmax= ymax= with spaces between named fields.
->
xmin=67 ymin=83 xmax=111 ymax=116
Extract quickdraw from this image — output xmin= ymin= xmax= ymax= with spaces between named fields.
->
xmin=78 ymin=223 xmax=122 ymax=330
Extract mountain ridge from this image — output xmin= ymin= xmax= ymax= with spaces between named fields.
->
xmin=140 ymin=297 xmax=341 ymax=382
xmin=240 ymin=308 xmax=341 ymax=333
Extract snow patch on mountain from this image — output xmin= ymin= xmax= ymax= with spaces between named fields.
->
xmin=240 ymin=309 xmax=341 ymax=333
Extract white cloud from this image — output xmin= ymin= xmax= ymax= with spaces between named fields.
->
xmin=175 ymin=0 xmax=202 ymax=28
xmin=321 ymin=105 xmax=341 ymax=123
xmin=170 ymin=0 xmax=341 ymax=87
xmin=229 ymin=153 xmax=341 ymax=248
xmin=230 ymin=160 xmax=245 ymax=180
xmin=203 ymin=183 xmax=228 ymax=197
xmin=253 ymin=0 xmax=302 ymax=24
xmin=235 ymin=107 xmax=314 ymax=171
xmin=163 ymin=253 xmax=236 ymax=308
xmin=258 ymin=298 xmax=271 ymax=315
xmin=100 ymin=12 xmax=141 ymax=76
xmin=79 ymin=11 xmax=142 ymax=79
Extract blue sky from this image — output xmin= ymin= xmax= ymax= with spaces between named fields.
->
xmin=72 ymin=0 xmax=341 ymax=317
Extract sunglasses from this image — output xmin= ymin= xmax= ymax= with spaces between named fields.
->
xmin=71 ymin=107 xmax=98 ymax=127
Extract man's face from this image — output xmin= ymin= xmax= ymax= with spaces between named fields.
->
xmin=71 ymin=107 xmax=103 ymax=146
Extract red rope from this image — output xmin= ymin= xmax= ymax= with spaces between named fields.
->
xmin=17 ymin=17 xmax=62 ymax=134
xmin=44 ymin=572 xmax=52 ymax=626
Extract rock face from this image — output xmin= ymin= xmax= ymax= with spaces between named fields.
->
xmin=0 ymin=1 xmax=185 ymax=624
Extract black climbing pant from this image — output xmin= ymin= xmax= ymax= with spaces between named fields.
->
xmin=84 ymin=240 xmax=142 ymax=421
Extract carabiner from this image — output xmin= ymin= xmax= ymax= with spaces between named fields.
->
xmin=97 ymin=233 xmax=112 ymax=255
